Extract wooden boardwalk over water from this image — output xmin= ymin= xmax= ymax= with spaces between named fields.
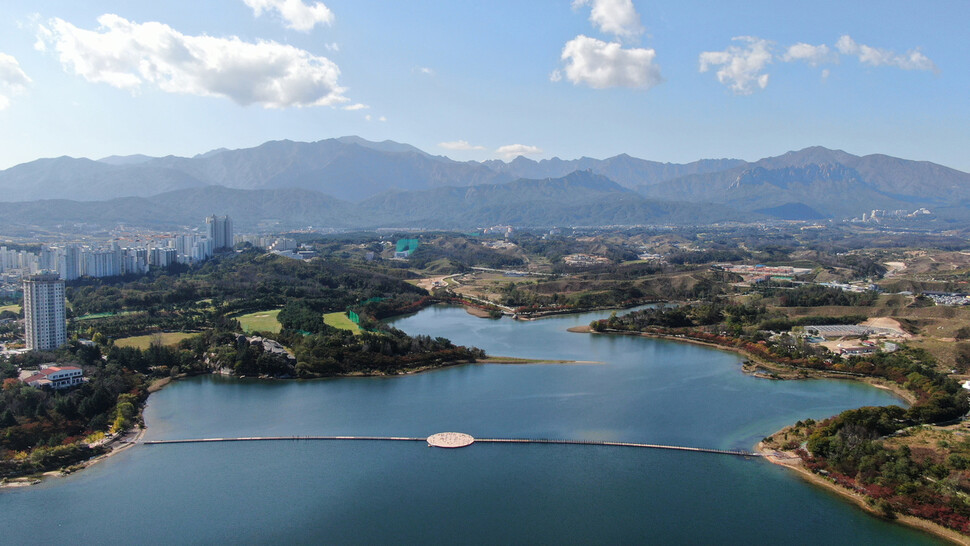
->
xmin=143 ymin=435 xmax=761 ymax=458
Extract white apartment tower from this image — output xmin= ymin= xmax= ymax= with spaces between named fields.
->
xmin=23 ymin=273 xmax=67 ymax=351
xmin=206 ymin=215 xmax=233 ymax=251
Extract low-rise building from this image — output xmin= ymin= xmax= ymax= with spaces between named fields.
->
xmin=839 ymin=346 xmax=877 ymax=356
xmin=22 ymin=365 xmax=85 ymax=389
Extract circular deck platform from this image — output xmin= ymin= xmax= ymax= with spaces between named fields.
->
xmin=427 ymin=432 xmax=475 ymax=448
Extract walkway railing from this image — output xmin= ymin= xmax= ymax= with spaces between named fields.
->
xmin=143 ymin=435 xmax=760 ymax=458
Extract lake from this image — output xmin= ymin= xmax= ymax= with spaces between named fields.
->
xmin=0 ymin=305 xmax=942 ymax=544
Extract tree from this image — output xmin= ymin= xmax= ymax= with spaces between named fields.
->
xmin=0 ymin=409 xmax=16 ymax=427
xmin=110 ymin=394 xmax=138 ymax=434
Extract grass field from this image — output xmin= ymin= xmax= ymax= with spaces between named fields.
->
xmin=75 ymin=311 xmax=138 ymax=321
xmin=324 ymin=312 xmax=361 ymax=334
xmin=0 ymin=304 xmax=20 ymax=314
xmin=115 ymin=332 xmax=197 ymax=350
xmin=235 ymin=309 xmax=282 ymax=333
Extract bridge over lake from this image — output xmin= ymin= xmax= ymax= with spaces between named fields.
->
xmin=143 ymin=433 xmax=761 ymax=458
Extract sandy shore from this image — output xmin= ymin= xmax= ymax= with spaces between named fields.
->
xmin=463 ymin=305 xmax=495 ymax=318
xmin=148 ymin=376 xmax=173 ymax=393
xmin=758 ymin=442 xmax=970 ymax=545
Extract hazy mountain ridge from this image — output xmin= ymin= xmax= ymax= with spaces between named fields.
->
xmin=639 ymin=147 xmax=970 ymax=219
xmin=1 ymin=138 xmax=968 ymax=224
xmin=139 ymin=139 xmax=508 ymax=202
xmin=0 ymin=156 xmax=206 ymax=201
xmin=1 ymin=138 xmax=510 ymax=203
xmin=0 ymin=172 xmax=752 ymax=231
xmin=482 ymin=154 xmax=746 ymax=189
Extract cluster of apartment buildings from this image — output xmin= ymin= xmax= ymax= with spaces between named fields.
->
xmin=234 ymin=235 xmax=297 ymax=252
xmin=4 ymin=216 xmax=232 ymax=354
xmin=0 ymin=216 xmax=233 ymax=299
xmin=850 ymin=208 xmax=932 ymax=223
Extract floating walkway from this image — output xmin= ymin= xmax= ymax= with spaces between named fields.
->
xmin=143 ymin=433 xmax=761 ymax=458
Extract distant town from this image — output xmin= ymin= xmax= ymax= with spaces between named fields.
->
xmin=0 ymin=215 xmax=324 ymax=300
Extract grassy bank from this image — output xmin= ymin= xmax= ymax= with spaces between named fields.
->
xmin=114 ymin=332 xmax=198 ymax=350
xmin=235 ymin=309 xmax=282 ymax=333
xmin=323 ymin=312 xmax=361 ymax=334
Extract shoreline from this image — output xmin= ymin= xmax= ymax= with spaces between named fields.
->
xmin=757 ymin=441 xmax=970 ymax=545
xmin=567 ymin=325 xmax=962 ymax=542
xmin=0 ymin=425 xmax=145 ymax=491
xmin=1 ymin=351 xmax=589 ymax=489
xmin=567 ymin=325 xmax=916 ymax=405
xmin=512 ymin=300 xmax=662 ymax=321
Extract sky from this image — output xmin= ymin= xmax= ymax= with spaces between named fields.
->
xmin=0 ymin=0 xmax=967 ymax=171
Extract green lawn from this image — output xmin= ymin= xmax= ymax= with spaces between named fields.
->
xmin=235 ymin=309 xmax=282 ymax=333
xmin=0 ymin=303 xmax=21 ymax=314
xmin=115 ymin=332 xmax=198 ymax=350
xmin=75 ymin=310 xmax=138 ymax=321
xmin=324 ymin=312 xmax=361 ymax=334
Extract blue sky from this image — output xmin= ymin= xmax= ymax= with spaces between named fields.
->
xmin=0 ymin=0 xmax=966 ymax=171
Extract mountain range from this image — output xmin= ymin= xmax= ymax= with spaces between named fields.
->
xmin=1 ymin=137 xmax=968 ymax=230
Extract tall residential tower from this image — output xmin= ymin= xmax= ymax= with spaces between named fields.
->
xmin=206 ymin=215 xmax=233 ymax=251
xmin=23 ymin=273 xmax=67 ymax=351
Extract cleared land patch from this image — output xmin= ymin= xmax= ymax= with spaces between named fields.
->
xmin=76 ymin=311 xmax=137 ymax=321
xmin=0 ymin=304 xmax=21 ymax=314
xmin=324 ymin=312 xmax=361 ymax=334
xmin=236 ymin=309 xmax=282 ymax=333
xmin=115 ymin=332 xmax=197 ymax=349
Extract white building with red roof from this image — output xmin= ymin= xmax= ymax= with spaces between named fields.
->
xmin=22 ymin=365 xmax=85 ymax=389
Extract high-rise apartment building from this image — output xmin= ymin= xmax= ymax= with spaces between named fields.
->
xmin=23 ymin=273 xmax=67 ymax=351
xmin=206 ymin=215 xmax=233 ymax=250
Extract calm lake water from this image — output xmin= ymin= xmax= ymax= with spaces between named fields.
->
xmin=0 ymin=305 xmax=943 ymax=544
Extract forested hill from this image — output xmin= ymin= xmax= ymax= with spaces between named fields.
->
xmin=66 ymin=250 xmax=425 ymax=317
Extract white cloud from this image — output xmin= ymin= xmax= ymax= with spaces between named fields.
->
xmin=836 ymin=35 xmax=936 ymax=71
xmin=439 ymin=140 xmax=486 ymax=151
xmin=342 ymin=103 xmax=368 ymax=110
xmin=378 ymin=115 xmax=386 ymax=122
xmin=558 ymin=35 xmax=661 ymax=89
xmin=416 ymin=66 xmax=434 ymax=75
xmin=0 ymin=53 xmax=31 ymax=110
xmin=0 ymin=53 xmax=31 ymax=89
xmin=34 ymin=23 xmax=52 ymax=52
xmin=782 ymin=42 xmax=835 ymax=66
xmin=364 ymin=114 xmax=372 ymax=121
xmin=572 ymin=0 xmax=643 ymax=40
xmin=699 ymin=36 xmax=772 ymax=95
xmin=37 ymin=14 xmax=348 ymax=108
xmin=496 ymin=144 xmax=542 ymax=160
xmin=243 ymin=0 xmax=333 ymax=32
xmin=324 ymin=42 xmax=339 ymax=52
